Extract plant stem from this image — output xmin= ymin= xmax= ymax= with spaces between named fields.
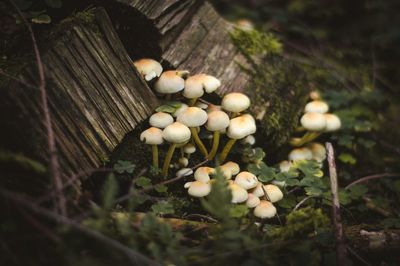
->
xmin=152 ymin=145 xmax=159 ymax=169
xmin=290 ymin=131 xmax=321 ymax=146
xmin=188 ymin=98 xmax=198 ymax=106
xmin=162 ymin=143 xmax=177 ymax=177
xmin=218 ymin=138 xmax=237 ymax=163
xmin=190 ymin=127 xmax=208 ymax=157
xmin=208 ymin=131 xmax=220 ymax=161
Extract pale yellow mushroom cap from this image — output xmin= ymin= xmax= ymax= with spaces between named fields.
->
xmin=133 ymin=58 xmax=163 ymax=81
xmin=264 ymin=184 xmax=283 ymax=203
xmin=309 ymin=91 xmax=321 ymax=100
xmin=234 ymin=171 xmax=258 ymax=190
xmin=246 ymin=193 xmax=261 ymax=208
xmin=221 ymin=92 xmax=251 ymax=113
xmin=206 ymin=110 xmax=230 ymax=132
xmin=177 ymin=107 xmax=208 ymax=127
xmin=177 ymin=168 xmax=193 ymax=177
xmin=183 ymin=143 xmax=196 ymax=154
xmin=162 ymin=122 xmax=191 ymax=144
xmin=183 ymin=74 xmax=221 ymax=99
xmin=288 ymin=147 xmax=313 ymax=161
xmin=149 ymin=112 xmax=174 ymax=129
xmin=195 ymin=101 xmax=208 ymax=109
xmin=279 ymin=160 xmax=292 ymax=173
xmin=186 ymin=181 xmax=211 ymax=197
xmin=179 ymin=157 xmax=189 ymax=167
xmin=194 ymin=167 xmax=215 ymax=182
xmin=172 ymin=103 xmax=188 ymax=118
xmin=140 ymin=127 xmax=163 ymax=145
xmin=251 ymin=182 xmax=265 ymax=197
xmin=221 ymin=161 xmax=240 ymax=176
xmin=300 ymin=112 xmax=327 ymax=131
xmin=229 ymin=183 xmax=249 ymax=203
xmin=241 ymin=135 xmax=256 ymax=145
xmin=304 ymin=100 xmax=329 ymax=114
xmin=324 ymin=114 xmax=341 ymax=132
xmin=207 ymin=104 xmax=222 ymax=113
xmin=254 ymin=200 xmax=277 ymax=219
xmin=236 ymin=19 xmax=254 ymax=31
xmin=155 ymin=70 xmax=186 ymax=94
xmin=307 ymin=142 xmax=326 ymax=162
xmin=227 ymin=114 xmax=256 ymax=139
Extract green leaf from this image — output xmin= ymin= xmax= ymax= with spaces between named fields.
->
xmin=285 ymin=178 xmax=300 ymax=186
xmin=127 ymin=189 xmax=149 ymax=210
xmin=229 ymin=204 xmax=249 ymax=218
xmin=305 ymin=186 xmax=323 ymax=196
xmin=101 ymin=174 xmax=118 ymax=209
xmin=113 ymin=160 xmax=136 ymax=174
xmin=248 ymin=162 xmax=277 ymax=182
xmin=338 ymin=190 xmax=352 ymax=205
xmin=31 ymin=14 xmax=51 ymax=24
xmin=154 ymin=184 xmax=168 ymax=193
xmin=338 ymin=153 xmax=356 ymax=165
xmin=347 ymin=184 xmax=368 ymax=199
xmin=151 ymin=201 xmax=175 ymax=215
xmin=135 ymin=176 xmax=152 ymax=188
xmin=44 ymin=0 xmax=62 ymax=8
xmin=277 ymin=195 xmax=297 ymax=208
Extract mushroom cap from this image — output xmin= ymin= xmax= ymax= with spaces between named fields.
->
xmin=324 ymin=114 xmax=341 ymax=132
xmin=183 ymin=74 xmax=221 ymax=99
xmin=206 ymin=110 xmax=230 ymax=131
xmin=227 ymin=114 xmax=256 ymax=139
xmin=279 ymin=160 xmax=292 ymax=173
xmin=300 ymin=112 xmax=327 ymax=131
xmin=234 ymin=171 xmax=258 ymax=190
xmin=183 ymin=143 xmax=196 ymax=154
xmin=186 ymin=181 xmax=211 ymax=197
xmin=194 ymin=167 xmax=215 ymax=182
xmin=304 ymin=100 xmax=329 ymax=113
xmin=133 ymin=58 xmax=163 ymax=81
xmin=162 ymin=122 xmax=191 ymax=144
xmin=254 ymin=200 xmax=277 ymax=219
xmin=179 ymin=157 xmax=189 ymax=167
xmin=251 ymin=182 xmax=265 ymax=197
xmin=172 ymin=103 xmax=188 ymax=118
xmin=288 ymin=147 xmax=313 ymax=161
xmin=195 ymin=101 xmax=208 ymax=109
xmin=222 ymin=92 xmax=251 ymax=113
xmin=229 ymin=183 xmax=249 ymax=203
xmin=309 ymin=91 xmax=321 ymax=100
xmin=246 ymin=193 xmax=261 ymax=208
xmin=241 ymin=135 xmax=256 ymax=145
xmin=264 ymin=184 xmax=283 ymax=202
xmin=140 ymin=127 xmax=163 ymax=145
xmin=154 ymin=70 xmax=185 ymax=94
xmin=221 ymin=161 xmax=240 ymax=176
xmin=207 ymin=104 xmax=222 ymax=113
xmin=177 ymin=168 xmax=193 ymax=178
xmin=307 ymin=142 xmax=326 ymax=162
xmin=177 ymin=107 xmax=208 ymax=127
xmin=149 ymin=112 xmax=174 ymax=129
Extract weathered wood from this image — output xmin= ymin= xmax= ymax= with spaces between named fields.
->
xmin=0 ymin=8 xmax=158 ymax=175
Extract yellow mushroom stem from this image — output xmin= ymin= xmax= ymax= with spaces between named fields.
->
xmin=207 ymin=131 xmax=220 ymax=161
xmin=188 ymin=98 xmax=198 ymax=106
xmin=289 ymin=131 xmax=321 ymax=147
xmin=152 ymin=145 xmax=159 ymax=169
xmin=218 ymin=138 xmax=237 ymax=163
xmin=190 ymin=127 xmax=208 ymax=158
xmin=162 ymin=143 xmax=177 ymax=177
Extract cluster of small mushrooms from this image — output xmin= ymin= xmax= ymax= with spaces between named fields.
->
xmin=134 ymin=58 xmax=282 ymax=219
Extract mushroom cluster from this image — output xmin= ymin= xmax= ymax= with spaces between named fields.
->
xmin=134 ymin=58 xmax=256 ymax=177
xmin=183 ymin=162 xmax=283 ymax=219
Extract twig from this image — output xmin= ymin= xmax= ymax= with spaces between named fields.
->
xmin=0 ymin=188 xmax=159 ymax=266
xmin=9 ymin=0 xmax=66 ymax=216
xmin=261 ymin=185 xmax=282 ymax=225
xmin=292 ymin=195 xmax=316 ymax=212
xmin=345 ymin=173 xmax=400 ymax=190
xmin=326 ymin=142 xmax=347 ymax=266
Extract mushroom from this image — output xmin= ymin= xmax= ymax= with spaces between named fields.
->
xmin=278 ymin=160 xmax=292 ymax=173
xmin=234 ymin=171 xmax=258 ymax=190
xmin=133 ymin=58 xmax=162 ymax=81
xmin=154 ymin=70 xmax=189 ymax=98
xmin=220 ymin=161 xmax=240 ymax=177
xmin=162 ymin=122 xmax=191 ymax=177
xmin=177 ymin=107 xmax=209 ymax=157
xmin=304 ymin=100 xmax=329 ymax=114
xmin=246 ymin=193 xmax=261 ymax=208
xmin=251 ymin=183 xmax=283 ymax=202
xmin=309 ymin=91 xmax=321 ymax=100
xmin=221 ymin=92 xmax=251 ymax=116
xmin=140 ymin=127 xmax=163 ymax=168
xmin=288 ymin=147 xmax=313 ymax=161
xmin=219 ymin=114 xmax=256 ymax=163
xmin=149 ymin=112 xmax=174 ymax=129
xmin=172 ymin=103 xmax=189 ymax=118
xmin=324 ymin=114 xmax=341 ymax=132
xmin=183 ymin=143 xmax=196 ymax=160
xmin=205 ymin=110 xmax=230 ymax=160
xmin=254 ymin=200 xmax=277 ymax=219
xmin=307 ymin=142 xmax=326 ymax=162
xmin=241 ymin=135 xmax=256 ymax=146
xmin=301 ymin=112 xmax=327 ymax=131
xmin=194 ymin=167 xmax=215 ymax=182
xmin=185 ymin=181 xmax=211 ymax=197
xmin=229 ymin=183 xmax=248 ymax=203
xmin=183 ymin=74 xmax=221 ymax=106
xmin=176 ymin=168 xmax=194 ymax=178
xmin=179 ymin=157 xmax=189 ymax=168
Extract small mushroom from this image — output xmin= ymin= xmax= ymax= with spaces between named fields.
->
xmin=176 ymin=168 xmax=194 ymax=178
xmin=140 ymin=127 xmax=163 ymax=168
xmin=278 ymin=160 xmax=292 ymax=173
xmin=307 ymin=142 xmax=326 ymax=162
xmin=194 ymin=167 xmax=215 ymax=182
xmin=241 ymin=135 xmax=256 ymax=146
xmin=221 ymin=92 xmax=251 ymax=115
xmin=162 ymin=122 xmax=191 ymax=177
xmin=149 ymin=112 xmax=174 ymax=129
xmin=288 ymin=147 xmax=313 ymax=161
xmin=177 ymin=107 xmax=209 ymax=157
xmin=172 ymin=103 xmax=189 ymax=118
xmin=324 ymin=114 xmax=341 ymax=132
xmin=220 ymin=161 xmax=240 ymax=178
xmin=300 ymin=112 xmax=327 ymax=131
xmin=304 ymin=100 xmax=329 ymax=114
xmin=229 ymin=183 xmax=248 ymax=203
xmin=234 ymin=171 xmax=258 ymax=190
xmin=183 ymin=74 xmax=221 ymax=106
xmin=178 ymin=157 xmax=189 ymax=167
xmin=155 ymin=70 xmax=189 ymax=97
xmin=133 ymin=58 xmax=162 ymax=81
xmin=254 ymin=200 xmax=277 ymax=219
xmin=185 ymin=181 xmax=211 ymax=197
xmin=246 ymin=193 xmax=261 ymax=208
xmin=205 ymin=110 xmax=230 ymax=160
xmin=251 ymin=183 xmax=283 ymax=203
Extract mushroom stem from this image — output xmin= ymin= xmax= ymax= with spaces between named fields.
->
xmin=190 ymin=127 xmax=208 ymax=157
xmin=152 ymin=145 xmax=159 ymax=169
xmin=290 ymin=131 xmax=321 ymax=147
xmin=188 ymin=98 xmax=198 ymax=106
xmin=208 ymin=131 xmax=220 ymax=161
xmin=218 ymin=138 xmax=237 ymax=163
xmin=162 ymin=143 xmax=177 ymax=177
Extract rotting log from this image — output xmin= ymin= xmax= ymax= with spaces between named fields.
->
xmin=0 ymin=8 xmax=158 ymax=176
